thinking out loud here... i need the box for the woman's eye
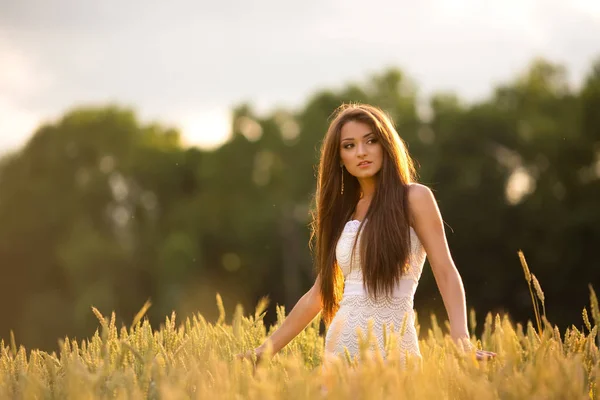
[344,144,354,149]
[368,138,377,144]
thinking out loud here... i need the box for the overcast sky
[1,0,599,153]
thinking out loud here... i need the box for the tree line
[1,57,599,350]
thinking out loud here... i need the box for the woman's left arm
[408,183,470,345]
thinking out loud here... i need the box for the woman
[240,103,495,363]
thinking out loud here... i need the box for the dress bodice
[325,219,426,361]
[335,219,426,298]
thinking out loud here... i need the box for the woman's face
[339,120,384,179]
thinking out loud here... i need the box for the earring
[341,165,344,195]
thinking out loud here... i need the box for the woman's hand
[235,347,266,364]
[454,336,496,360]
[475,349,496,360]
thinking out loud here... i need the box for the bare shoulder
[407,183,435,205]
[406,183,438,222]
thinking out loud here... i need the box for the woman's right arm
[247,275,323,359]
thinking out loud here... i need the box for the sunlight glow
[177,107,233,151]
[506,167,536,205]
[0,97,40,153]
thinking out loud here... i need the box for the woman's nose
[356,143,367,156]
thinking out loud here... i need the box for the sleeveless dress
[324,219,427,362]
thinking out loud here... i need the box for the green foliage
[0,56,600,350]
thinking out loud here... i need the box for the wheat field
[1,254,598,399]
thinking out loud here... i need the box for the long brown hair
[309,103,417,325]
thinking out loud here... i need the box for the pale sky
[1,0,599,154]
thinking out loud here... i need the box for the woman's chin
[352,170,379,179]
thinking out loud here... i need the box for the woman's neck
[358,181,376,200]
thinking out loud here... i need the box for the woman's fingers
[235,350,252,361]
[475,349,496,360]
[235,349,265,365]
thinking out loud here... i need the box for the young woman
[240,103,495,363]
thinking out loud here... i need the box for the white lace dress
[324,219,427,362]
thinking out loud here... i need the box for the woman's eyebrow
[341,132,374,142]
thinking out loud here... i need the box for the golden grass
[0,254,598,399]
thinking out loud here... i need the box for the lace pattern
[324,295,420,361]
[325,219,427,361]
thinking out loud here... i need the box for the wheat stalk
[518,250,542,335]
